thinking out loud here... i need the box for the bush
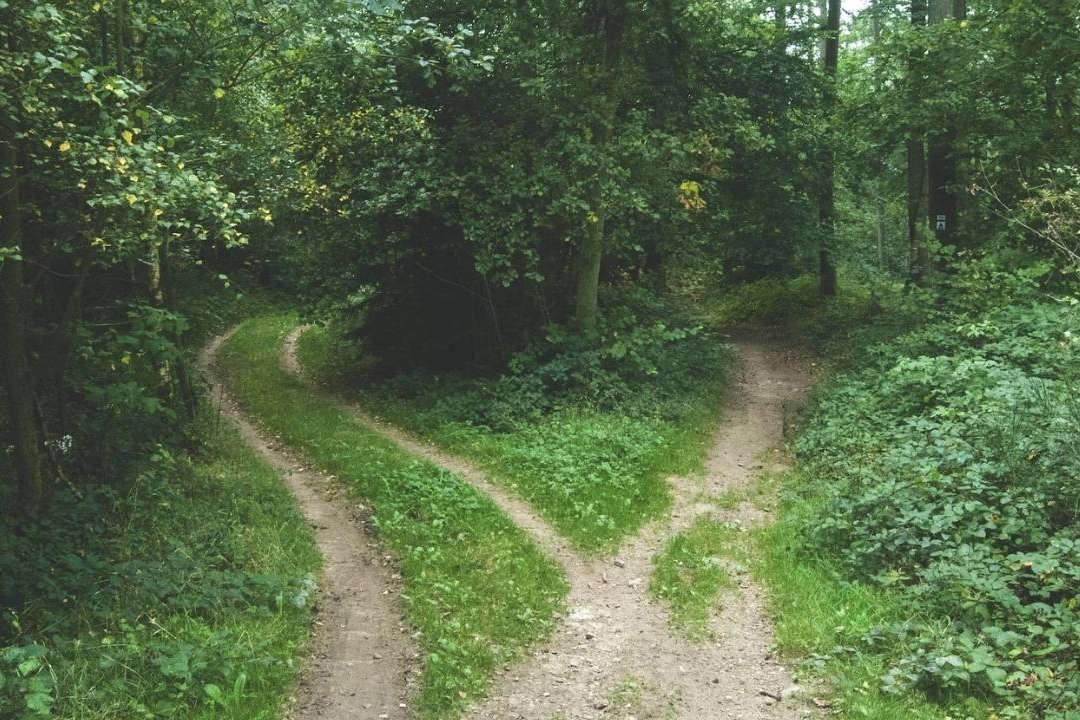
[423,286,730,432]
[791,291,1080,718]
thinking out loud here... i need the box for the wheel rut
[280,326,818,720]
[202,332,417,720]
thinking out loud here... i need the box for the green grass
[297,324,729,553]
[649,518,743,640]
[218,315,568,719]
[754,481,988,720]
[1,413,321,720]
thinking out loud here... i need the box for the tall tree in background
[818,0,841,296]
[1,121,43,511]
[573,0,630,332]
[926,0,965,253]
[906,0,931,284]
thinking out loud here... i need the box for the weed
[649,518,744,640]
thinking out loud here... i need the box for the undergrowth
[772,262,1080,719]
[218,315,567,718]
[0,418,321,719]
[299,288,732,552]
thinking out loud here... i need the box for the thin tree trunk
[907,0,931,285]
[1,138,44,513]
[926,0,964,256]
[818,0,840,297]
[572,0,628,333]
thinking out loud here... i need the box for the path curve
[201,332,416,720]
[282,326,817,720]
[283,327,596,584]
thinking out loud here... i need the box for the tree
[1,128,44,511]
[818,0,841,296]
[572,0,630,333]
[926,0,965,253]
[0,0,256,510]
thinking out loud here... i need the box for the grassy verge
[0,414,321,719]
[218,315,568,718]
[754,514,961,720]
[297,323,730,553]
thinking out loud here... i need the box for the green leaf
[204,683,226,706]
[25,691,54,713]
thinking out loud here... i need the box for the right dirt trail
[460,332,817,720]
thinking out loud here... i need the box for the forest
[1,0,1078,718]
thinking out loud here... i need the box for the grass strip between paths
[649,518,742,641]
[218,315,568,719]
[298,325,729,553]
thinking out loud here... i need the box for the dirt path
[201,333,417,720]
[282,327,816,720]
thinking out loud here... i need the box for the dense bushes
[303,289,732,550]
[377,286,731,432]
[791,287,1080,718]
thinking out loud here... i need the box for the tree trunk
[818,0,840,297]
[907,0,932,285]
[571,0,628,334]
[926,0,964,255]
[157,240,197,419]
[1,139,44,513]
[573,212,605,333]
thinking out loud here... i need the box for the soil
[206,324,818,720]
[201,333,417,720]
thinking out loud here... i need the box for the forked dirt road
[209,326,815,719]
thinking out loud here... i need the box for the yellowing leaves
[59,141,71,153]
[213,88,226,99]
[122,130,134,145]
[125,193,138,206]
[677,180,706,212]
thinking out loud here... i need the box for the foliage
[786,276,1080,718]
[0,419,320,719]
[301,291,732,551]
[756,521,970,720]
[266,0,831,367]
[708,274,871,326]
[219,315,567,718]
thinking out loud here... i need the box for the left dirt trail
[201,332,417,720]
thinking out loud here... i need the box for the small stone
[627,578,643,588]
[585,632,595,640]
[613,558,626,568]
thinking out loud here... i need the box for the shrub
[791,293,1080,718]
